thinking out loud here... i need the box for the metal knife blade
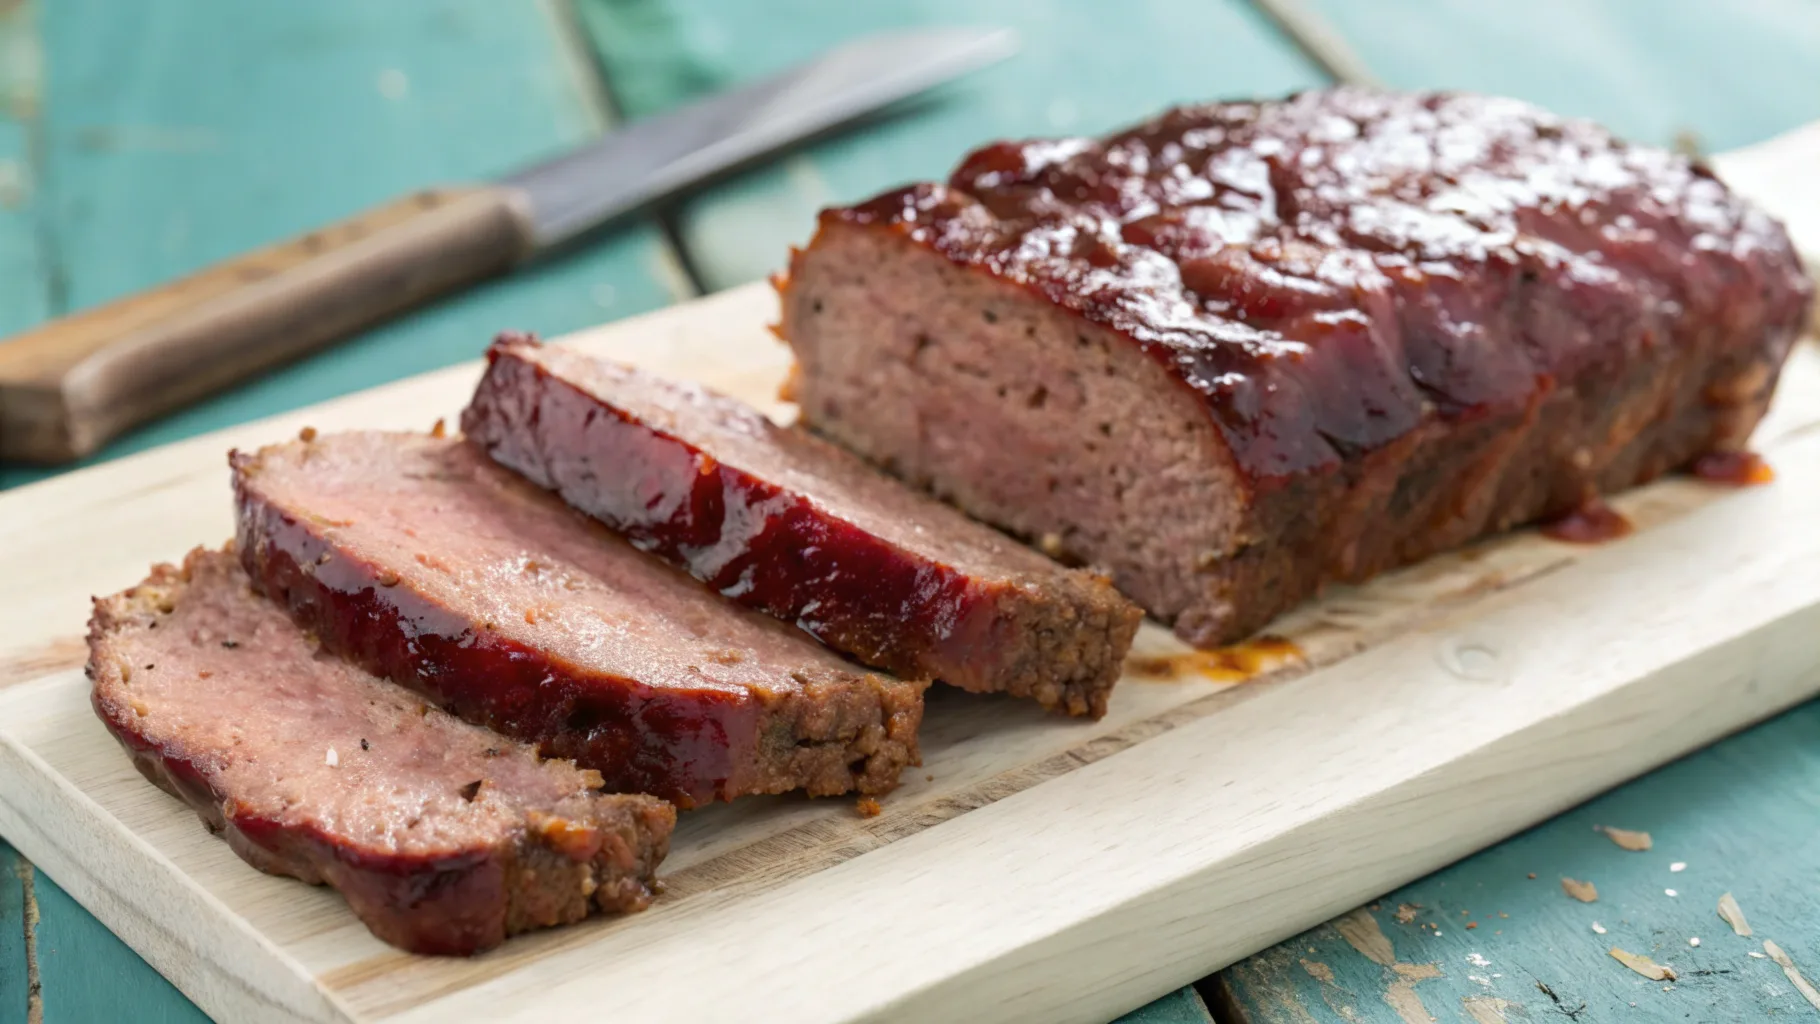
[503,27,1020,252]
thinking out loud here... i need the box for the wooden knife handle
[0,184,535,463]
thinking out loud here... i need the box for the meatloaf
[232,431,924,808]
[88,547,674,956]
[461,335,1142,718]
[779,87,1815,646]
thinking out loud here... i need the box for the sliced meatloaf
[461,335,1142,718]
[88,547,674,956]
[232,432,924,808]
[780,87,1815,646]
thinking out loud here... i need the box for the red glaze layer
[237,513,752,806]
[233,435,922,808]
[825,88,1813,491]
[1540,499,1634,544]
[461,337,1141,717]
[1692,450,1775,486]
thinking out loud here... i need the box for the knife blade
[509,27,1018,251]
[0,27,1018,464]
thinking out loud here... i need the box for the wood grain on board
[2,280,1820,1022]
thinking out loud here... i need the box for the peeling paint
[1763,941,1820,1012]
[13,856,40,1024]
[0,0,41,119]
[1462,994,1516,1023]
[1384,962,1443,1024]
[1225,955,1320,1024]
[1296,955,1363,1022]
[1335,907,1396,966]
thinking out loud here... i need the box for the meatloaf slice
[460,335,1142,718]
[88,547,674,956]
[780,87,1815,646]
[232,432,924,808]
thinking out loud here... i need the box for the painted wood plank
[1218,698,1820,1023]
[573,0,1328,291]
[0,841,28,1024]
[0,0,692,492]
[1,281,1819,1023]
[32,868,208,1024]
[1298,0,1820,152]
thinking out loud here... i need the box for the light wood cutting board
[2,131,1819,1019]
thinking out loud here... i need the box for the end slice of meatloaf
[779,88,1815,647]
[461,335,1142,718]
[88,547,674,957]
[231,432,925,808]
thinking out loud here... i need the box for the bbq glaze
[232,433,924,808]
[1692,450,1775,486]
[830,88,1813,489]
[462,337,1142,718]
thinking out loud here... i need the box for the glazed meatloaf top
[473,338,1101,577]
[88,547,673,955]
[824,87,1814,488]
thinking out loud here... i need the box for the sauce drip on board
[1127,635,1304,682]
[1541,499,1634,544]
[1692,450,1774,487]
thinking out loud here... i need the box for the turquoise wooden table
[3,2,1818,1021]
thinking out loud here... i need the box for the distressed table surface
[2,1,1818,1022]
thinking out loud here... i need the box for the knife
[0,27,1018,464]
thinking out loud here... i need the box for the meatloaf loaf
[461,335,1142,718]
[89,547,674,956]
[779,87,1815,646]
[232,431,924,808]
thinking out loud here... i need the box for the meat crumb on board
[856,797,882,818]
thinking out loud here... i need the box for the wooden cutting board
[3,282,1820,1022]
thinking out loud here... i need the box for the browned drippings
[1692,450,1774,487]
[1541,499,1634,544]
[1126,635,1304,682]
